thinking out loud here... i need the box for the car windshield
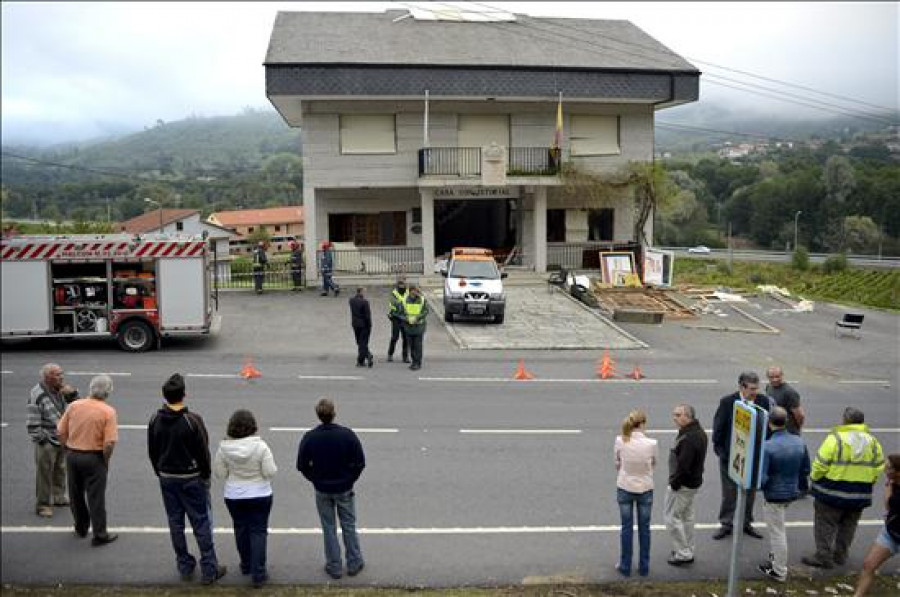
[450,260,499,279]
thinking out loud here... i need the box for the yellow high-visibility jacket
[810,423,884,509]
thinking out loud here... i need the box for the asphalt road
[2,288,898,588]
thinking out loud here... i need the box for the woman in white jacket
[214,410,277,589]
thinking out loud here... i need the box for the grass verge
[3,575,900,597]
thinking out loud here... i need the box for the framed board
[599,251,635,286]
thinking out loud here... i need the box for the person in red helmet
[318,241,339,297]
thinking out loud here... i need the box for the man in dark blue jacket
[712,371,774,540]
[757,406,811,582]
[297,398,366,579]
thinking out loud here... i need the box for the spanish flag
[551,92,563,164]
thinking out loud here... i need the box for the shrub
[792,246,810,271]
[716,261,733,275]
[822,253,849,274]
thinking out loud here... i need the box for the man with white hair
[27,363,69,518]
[57,374,119,546]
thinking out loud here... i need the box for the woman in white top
[214,409,277,589]
[614,409,658,577]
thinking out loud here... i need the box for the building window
[411,208,421,224]
[340,114,396,154]
[570,115,620,156]
[457,114,510,148]
[175,221,184,231]
[329,212,406,246]
[547,209,566,242]
[248,227,254,233]
[588,209,614,241]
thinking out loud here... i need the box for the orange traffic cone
[240,357,262,380]
[596,350,616,379]
[625,365,645,380]
[513,359,535,380]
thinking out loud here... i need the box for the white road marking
[0,520,884,536]
[419,377,719,384]
[1,370,13,374]
[67,371,132,377]
[460,429,582,435]
[646,428,900,435]
[298,375,365,381]
[838,380,891,386]
[119,424,148,430]
[1,422,8,428]
[270,427,399,433]
[186,373,241,378]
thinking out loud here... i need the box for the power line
[408,1,897,125]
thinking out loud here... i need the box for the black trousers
[388,318,408,359]
[353,325,372,365]
[66,450,109,538]
[253,268,264,292]
[407,331,425,367]
[717,457,756,529]
[291,268,303,289]
[226,495,273,583]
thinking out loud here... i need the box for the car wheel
[116,320,155,352]
[494,314,504,324]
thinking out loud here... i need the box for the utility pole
[728,221,733,271]
[106,198,111,223]
[793,210,802,253]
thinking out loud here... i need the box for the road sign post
[726,400,769,597]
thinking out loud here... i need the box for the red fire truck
[1,234,219,351]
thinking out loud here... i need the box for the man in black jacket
[712,371,773,540]
[147,373,226,585]
[297,398,366,579]
[349,287,374,368]
[666,404,708,566]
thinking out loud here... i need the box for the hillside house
[265,8,699,276]
[117,208,236,261]
[206,206,304,254]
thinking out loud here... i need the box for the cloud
[2,1,896,145]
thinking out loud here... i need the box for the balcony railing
[418,147,559,177]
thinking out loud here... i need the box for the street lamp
[793,210,802,252]
[144,198,163,233]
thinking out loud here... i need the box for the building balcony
[418,147,560,178]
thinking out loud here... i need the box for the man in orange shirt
[57,374,119,546]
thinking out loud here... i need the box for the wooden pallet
[591,287,696,319]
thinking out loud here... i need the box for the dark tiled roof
[118,209,198,234]
[265,10,697,72]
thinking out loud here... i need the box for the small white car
[687,245,711,255]
[441,247,507,324]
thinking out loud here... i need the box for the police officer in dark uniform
[349,287,373,368]
[251,241,268,294]
[289,241,304,291]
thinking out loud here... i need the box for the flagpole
[424,89,430,148]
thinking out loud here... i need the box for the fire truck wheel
[117,320,155,352]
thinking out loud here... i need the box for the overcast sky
[2,1,897,145]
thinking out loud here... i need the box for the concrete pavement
[1,287,898,588]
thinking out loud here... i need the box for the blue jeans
[225,495,273,584]
[315,490,363,575]
[159,476,219,580]
[617,488,653,576]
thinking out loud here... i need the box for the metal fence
[323,247,425,275]
[547,241,640,270]
[418,147,560,177]
[216,258,299,290]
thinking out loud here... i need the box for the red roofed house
[117,208,238,261]
[206,206,304,254]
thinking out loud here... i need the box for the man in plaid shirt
[26,363,69,517]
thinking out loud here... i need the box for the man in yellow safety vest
[802,407,885,569]
[387,278,409,363]
[401,285,429,371]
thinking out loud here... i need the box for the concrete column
[533,187,547,273]
[420,187,435,275]
[304,184,318,282]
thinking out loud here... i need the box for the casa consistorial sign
[434,186,519,199]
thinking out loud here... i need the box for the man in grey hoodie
[148,373,226,585]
